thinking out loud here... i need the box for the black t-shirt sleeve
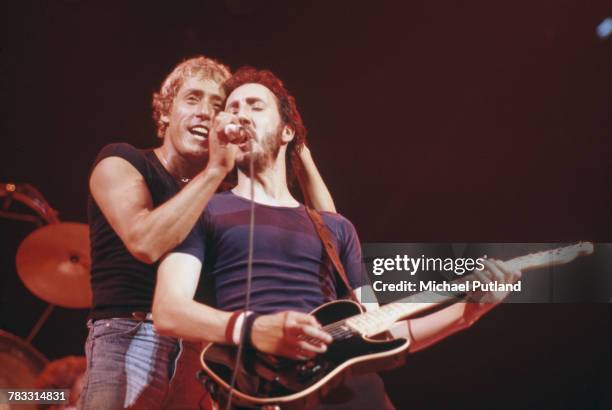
[91,143,148,177]
[173,218,206,262]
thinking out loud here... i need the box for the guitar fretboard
[339,242,593,338]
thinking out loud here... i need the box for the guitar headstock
[547,242,594,266]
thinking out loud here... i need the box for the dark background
[1,1,611,409]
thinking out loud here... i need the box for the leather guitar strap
[305,207,359,303]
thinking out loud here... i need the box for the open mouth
[189,125,209,141]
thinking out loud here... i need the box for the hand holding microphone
[207,113,255,173]
[224,123,251,144]
[213,112,253,145]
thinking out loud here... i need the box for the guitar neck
[345,242,593,337]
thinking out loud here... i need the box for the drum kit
[0,182,92,397]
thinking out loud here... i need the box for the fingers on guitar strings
[301,324,333,344]
[297,339,325,354]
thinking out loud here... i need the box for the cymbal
[16,222,92,308]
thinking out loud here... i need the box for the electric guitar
[200,242,594,409]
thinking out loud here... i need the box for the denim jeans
[78,318,204,409]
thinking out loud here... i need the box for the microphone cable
[225,128,256,410]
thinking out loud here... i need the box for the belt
[131,311,154,321]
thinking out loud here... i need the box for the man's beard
[236,127,282,175]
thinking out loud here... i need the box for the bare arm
[296,146,336,213]
[152,252,231,341]
[90,113,243,264]
[90,160,226,263]
[361,260,521,352]
[153,252,333,359]
[357,287,469,352]
[391,303,470,352]
[400,260,520,352]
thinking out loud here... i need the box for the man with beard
[80,57,336,409]
[152,67,521,409]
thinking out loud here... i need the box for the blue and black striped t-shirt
[175,191,367,314]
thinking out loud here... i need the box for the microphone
[224,124,250,143]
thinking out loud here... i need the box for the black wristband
[243,312,261,350]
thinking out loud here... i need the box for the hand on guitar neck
[247,259,520,359]
[247,260,521,359]
[199,243,593,408]
[405,242,594,352]
[458,241,593,329]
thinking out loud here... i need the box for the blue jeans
[78,319,204,409]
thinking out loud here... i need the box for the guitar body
[199,242,594,408]
[200,300,409,409]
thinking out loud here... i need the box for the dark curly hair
[223,67,307,184]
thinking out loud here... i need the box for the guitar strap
[305,207,359,303]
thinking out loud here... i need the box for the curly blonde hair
[152,56,231,138]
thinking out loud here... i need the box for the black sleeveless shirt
[87,143,180,319]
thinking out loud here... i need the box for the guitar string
[296,245,588,362]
